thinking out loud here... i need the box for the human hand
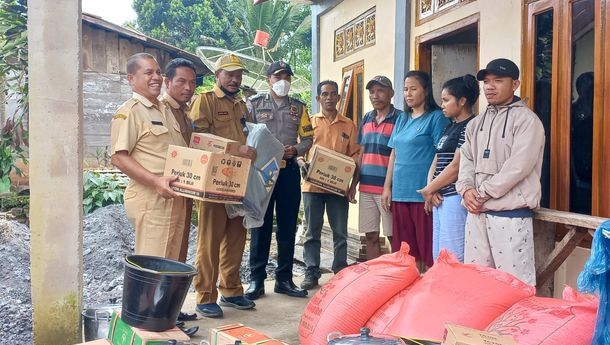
[381,187,392,212]
[296,158,309,179]
[424,200,433,215]
[347,185,357,204]
[155,175,179,199]
[417,187,434,203]
[283,145,297,159]
[463,188,482,213]
[431,192,443,207]
[237,145,257,161]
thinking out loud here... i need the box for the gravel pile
[0,219,32,344]
[0,204,304,343]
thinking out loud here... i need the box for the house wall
[410,0,522,112]
[319,0,397,114]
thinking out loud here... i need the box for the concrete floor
[181,274,333,344]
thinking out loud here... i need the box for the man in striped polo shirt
[358,76,404,259]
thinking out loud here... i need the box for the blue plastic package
[577,219,610,345]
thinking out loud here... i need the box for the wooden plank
[534,207,607,229]
[118,38,132,74]
[105,31,120,74]
[91,27,108,73]
[81,22,93,71]
[533,219,555,296]
[535,225,588,287]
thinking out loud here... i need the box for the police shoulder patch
[290,97,305,106]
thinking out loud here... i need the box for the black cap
[476,58,520,81]
[365,75,393,90]
[266,61,294,76]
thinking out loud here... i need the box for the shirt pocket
[474,157,498,175]
[149,125,169,136]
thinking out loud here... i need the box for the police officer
[245,61,314,300]
[110,53,188,261]
[189,54,257,318]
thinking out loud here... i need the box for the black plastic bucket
[121,255,197,331]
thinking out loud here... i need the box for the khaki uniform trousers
[464,212,536,285]
[193,201,246,304]
[124,182,188,261]
[178,199,193,263]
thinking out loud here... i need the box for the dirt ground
[0,204,312,344]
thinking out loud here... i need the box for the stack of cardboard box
[164,133,251,204]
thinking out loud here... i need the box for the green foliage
[0,192,28,212]
[133,0,232,52]
[132,0,312,83]
[0,0,28,119]
[0,0,28,193]
[83,171,129,214]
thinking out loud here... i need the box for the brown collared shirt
[188,85,250,145]
[302,112,361,193]
[110,92,185,175]
[161,93,193,145]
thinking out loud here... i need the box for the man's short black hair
[317,80,339,96]
[126,53,156,74]
[165,58,197,80]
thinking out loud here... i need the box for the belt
[280,159,296,169]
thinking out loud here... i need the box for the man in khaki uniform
[160,58,197,264]
[189,54,257,318]
[111,53,188,261]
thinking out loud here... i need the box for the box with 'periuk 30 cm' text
[305,145,356,196]
[164,145,250,204]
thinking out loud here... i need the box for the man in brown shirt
[110,53,187,260]
[189,54,256,318]
[160,58,196,266]
[299,80,360,290]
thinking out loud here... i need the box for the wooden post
[28,0,83,343]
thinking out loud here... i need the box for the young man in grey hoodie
[456,58,545,286]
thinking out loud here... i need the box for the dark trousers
[302,192,349,274]
[249,163,301,282]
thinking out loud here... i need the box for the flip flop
[179,325,199,337]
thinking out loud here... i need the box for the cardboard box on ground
[190,132,241,156]
[210,323,289,345]
[441,324,517,345]
[305,145,356,196]
[164,145,250,204]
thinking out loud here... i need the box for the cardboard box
[164,145,251,204]
[107,311,190,345]
[209,323,289,345]
[74,339,112,345]
[305,145,356,196]
[442,324,517,345]
[190,132,241,156]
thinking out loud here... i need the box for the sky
[82,0,137,26]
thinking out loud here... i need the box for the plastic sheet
[225,122,284,229]
[577,219,610,345]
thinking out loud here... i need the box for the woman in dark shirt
[417,74,479,262]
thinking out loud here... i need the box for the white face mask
[272,80,291,97]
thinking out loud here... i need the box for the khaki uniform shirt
[302,112,361,193]
[161,93,193,145]
[248,94,314,156]
[189,85,250,145]
[110,92,186,176]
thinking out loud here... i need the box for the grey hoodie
[456,97,545,212]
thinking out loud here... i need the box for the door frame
[522,0,608,216]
